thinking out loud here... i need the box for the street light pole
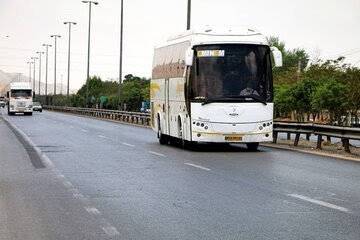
[36,51,44,96]
[187,0,191,30]
[50,35,61,96]
[82,0,98,107]
[43,44,52,104]
[64,21,77,106]
[16,73,22,82]
[27,61,33,83]
[118,0,123,110]
[31,57,38,92]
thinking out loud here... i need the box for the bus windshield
[11,89,32,98]
[190,44,273,103]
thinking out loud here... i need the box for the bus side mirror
[185,48,194,66]
[270,47,283,67]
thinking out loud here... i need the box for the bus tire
[178,118,192,149]
[158,116,167,145]
[159,131,168,145]
[246,142,259,151]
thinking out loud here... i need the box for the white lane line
[73,193,87,201]
[84,206,101,215]
[81,129,88,132]
[148,151,166,157]
[98,135,107,139]
[288,194,350,213]
[63,180,73,188]
[184,162,211,171]
[122,142,135,147]
[102,226,120,237]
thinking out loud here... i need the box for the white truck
[7,82,35,115]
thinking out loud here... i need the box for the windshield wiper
[201,98,219,105]
[201,95,267,106]
[244,95,267,105]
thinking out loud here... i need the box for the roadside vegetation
[45,74,150,112]
[269,37,360,126]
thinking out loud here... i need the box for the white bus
[151,26,282,150]
[7,82,35,116]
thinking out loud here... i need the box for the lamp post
[118,0,123,110]
[31,57,38,92]
[36,51,44,96]
[187,0,191,30]
[43,44,52,104]
[50,35,61,96]
[27,61,33,83]
[16,73,22,82]
[82,0,98,107]
[64,21,77,106]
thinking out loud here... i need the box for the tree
[311,79,349,125]
[274,85,293,118]
[122,75,150,111]
[289,77,318,122]
[267,36,310,85]
[344,67,360,125]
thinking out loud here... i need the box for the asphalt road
[1,108,360,240]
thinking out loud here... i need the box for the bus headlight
[259,121,272,130]
[193,121,209,131]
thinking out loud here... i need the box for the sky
[0,0,360,91]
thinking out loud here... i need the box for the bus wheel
[178,120,192,149]
[158,117,167,145]
[158,131,168,145]
[246,142,259,151]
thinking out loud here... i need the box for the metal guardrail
[44,106,151,126]
[273,122,360,153]
[44,106,360,153]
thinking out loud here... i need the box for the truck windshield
[190,44,273,103]
[11,90,32,98]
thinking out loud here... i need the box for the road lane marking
[63,180,73,188]
[288,194,350,213]
[81,129,88,133]
[184,162,211,171]
[102,226,120,237]
[98,135,107,139]
[148,151,166,157]
[85,207,101,215]
[73,193,87,201]
[122,142,135,147]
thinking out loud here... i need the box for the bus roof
[157,26,268,49]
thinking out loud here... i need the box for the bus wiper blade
[201,97,241,105]
[201,96,267,105]
[224,95,267,105]
[245,95,267,105]
[201,98,218,105]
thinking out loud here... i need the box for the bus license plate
[225,136,242,141]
